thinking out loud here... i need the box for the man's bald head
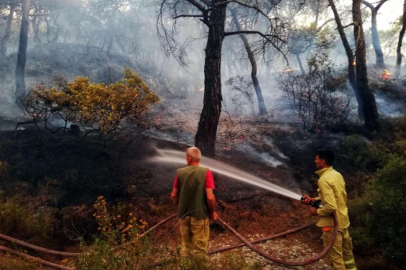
[186,147,201,165]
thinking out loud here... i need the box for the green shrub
[348,197,375,250]
[75,197,155,270]
[342,135,384,170]
[366,155,406,262]
[0,195,58,241]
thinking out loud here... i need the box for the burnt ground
[0,109,367,269]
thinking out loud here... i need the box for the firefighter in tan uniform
[170,147,218,260]
[305,149,357,270]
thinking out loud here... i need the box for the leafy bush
[0,194,58,241]
[342,135,384,170]
[21,67,159,138]
[278,53,354,132]
[348,197,375,250]
[366,155,406,262]
[75,196,154,270]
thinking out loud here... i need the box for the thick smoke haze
[0,0,404,123]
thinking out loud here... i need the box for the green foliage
[75,197,155,270]
[342,135,384,170]
[348,196,375,250]
[345,116,406,266]
[366,155,406,262]
[0,195,57,241]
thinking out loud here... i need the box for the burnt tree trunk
[195,1,228,158]
[362,0,387,68]
[396,0,406,79]
[296,53,306,76]
[15,0,32,101]
[230,9,267,116]
[353,0,380,132]
[0,4,16,56]
[369,11,385,68]
[33,15,42,44]
[328,0,363,120]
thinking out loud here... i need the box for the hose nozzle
[301,196,323,209]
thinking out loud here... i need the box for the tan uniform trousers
[179,216,209,258]
[322,228,357,270]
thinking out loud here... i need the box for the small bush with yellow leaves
[24,67,159,136]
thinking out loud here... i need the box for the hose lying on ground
[0,245,74,270]
[208,221,316,254]
[0,233,80,257]
[0,212,338,269]
[216,212,338,266]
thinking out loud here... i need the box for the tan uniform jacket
[315,167,350,229]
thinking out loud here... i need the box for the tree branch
[340,22,355,29]
[361,0,387,11]
[215,0,273,20]
[186,0,208,12]
[199,0,213,7]
[224,30,285,43]
[173,14,204,19]
[316,18,335,32]
[375,0,388,11]
[361,0,374,10]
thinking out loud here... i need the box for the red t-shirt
[173,169,215,189]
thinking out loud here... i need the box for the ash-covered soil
[0,109,359,269]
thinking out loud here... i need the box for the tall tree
[362,0,387,68]
[230,8,267,116]
[0,3,16,55]
[353,0,380,132]
[328,0,363,120]
[15,0,32,101]
[287,30,313,75]
[396,0,406,79]
[158,0,285,157]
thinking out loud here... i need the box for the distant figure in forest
[170,147,218,260]
[303,149,357,270]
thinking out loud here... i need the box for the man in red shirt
[170,147,218,259]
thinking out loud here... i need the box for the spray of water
[152,148,302,201]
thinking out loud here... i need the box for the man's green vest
[177,165,209,220]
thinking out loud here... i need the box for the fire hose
[0,212,338,269]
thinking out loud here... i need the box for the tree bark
[195,1,228,158]
[362,0,387,68]
[353,0,380,132]
[328,0,363,120]
[396,0,406,79]
[32,16,42,44]
[230,9,267,116]
[15,0,32,101]
[296,53,306,76]
[0,4,16,56]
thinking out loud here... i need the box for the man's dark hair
[316,149,334,166]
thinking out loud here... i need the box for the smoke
[152,148,302,200]
[235,143,283,167]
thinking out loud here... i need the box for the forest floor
[1,44,404,269]
[0,98,368,270]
